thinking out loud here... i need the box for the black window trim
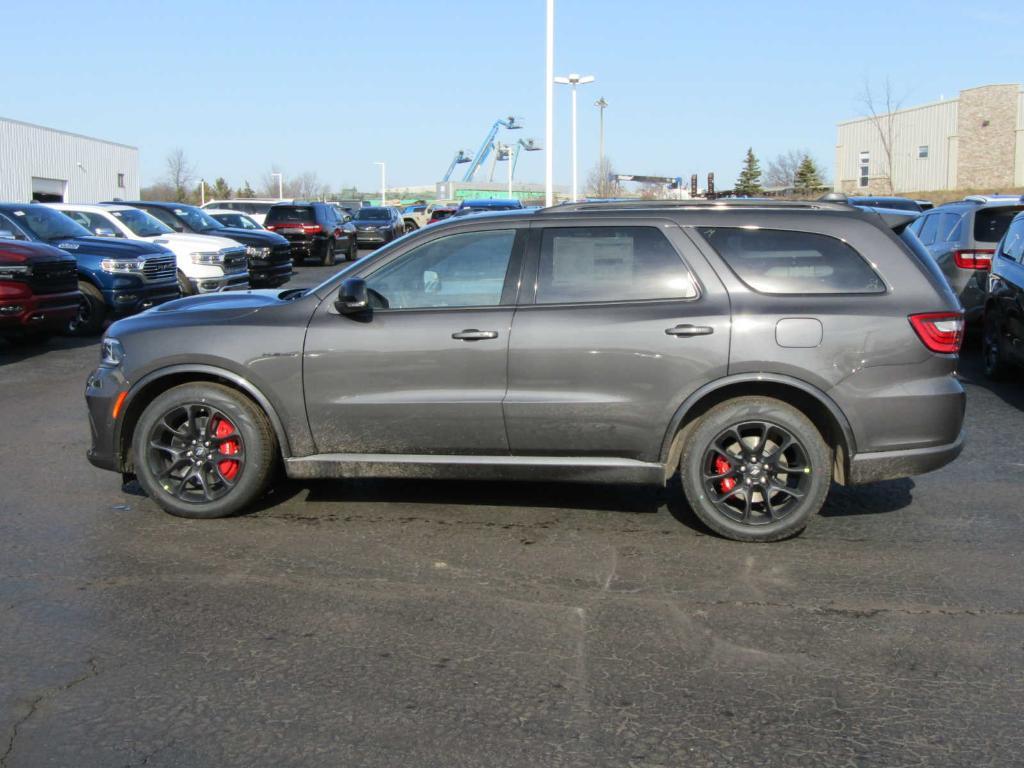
[691,224,889,297]
[518,219,704,308]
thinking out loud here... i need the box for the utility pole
[595,97,608,195]
[555,73,595,202]
[374,162,386,207]
[544,0,554,207]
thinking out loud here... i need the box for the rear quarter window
[974,207,1024,243]
[697,227,885,295]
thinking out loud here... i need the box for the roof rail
[538,198,851,214]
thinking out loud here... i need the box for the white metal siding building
[835,84,1024,194]
[0,117,139,204]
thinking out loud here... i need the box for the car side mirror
[335,277,369,314]
[94,227,118,237]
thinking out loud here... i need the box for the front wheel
[177,270,195,297]
[983,310,1012,380]
[321,239,336,267]
[67,281,106,336]
[132,383,276,518]
[679,397,831,542]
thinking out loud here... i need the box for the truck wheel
[404,220,418,232]
[177,270,195,296]
[679,397,831,542]
[67,282,106,336]
[132,382,276,519]
[321,240,336,267]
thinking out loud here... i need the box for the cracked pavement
[1,270,1022,766]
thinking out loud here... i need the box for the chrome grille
[141,254,176,282]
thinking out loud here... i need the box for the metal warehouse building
[0,117,139,204]
[835,84,1024,194]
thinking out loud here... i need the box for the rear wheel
[67,281,105,336]
[679,397,831,542]
[983,310,1012,380]
[321,239,336,267]
[347,238,358,261]
[132,383,276,519]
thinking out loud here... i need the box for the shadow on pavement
[957,346,1024,411]
[0,334,99,364]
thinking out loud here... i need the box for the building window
[858,151,869,188]
[117,173,125,188]
[918,146,929,159]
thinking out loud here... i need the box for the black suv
[983,209,1024,378]
[352,207,405,247]
[86,198,965,542]
[111,202,293,288]
[265,202,357,265]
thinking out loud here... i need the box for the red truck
[0,240,80,344]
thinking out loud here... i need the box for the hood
[0,239,75,265]
[52,235,173,259]
[146,233,244,252]
[152,289,291,315]
[211,227,288,247]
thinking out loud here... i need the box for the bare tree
[260,165,285,198]
[859,77,904,194]
[764,149,830,191]
[165,148,196,202]
[291,171,329,200]
[585,157,622,198]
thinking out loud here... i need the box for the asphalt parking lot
[1,261,1022,767]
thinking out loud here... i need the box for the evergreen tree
[210,177,233,200]
[237,181,256,199]
[734,147,763,196]
[794,155,824,195]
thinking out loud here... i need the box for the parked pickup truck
[0,239,80,344]
[0,203,180,335]
[402,200,459,231]
[48,203,249,296]
[115,202,292,288]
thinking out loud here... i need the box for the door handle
[665,324,714,337]
[452,329,499,341]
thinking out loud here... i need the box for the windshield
[355,208,390,221]
[214,212,259,229]
[5,206,90,240]
[169,205,225,232]
[110,208,173,237]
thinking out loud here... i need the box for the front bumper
[249,249,293,287]
[0,289,80,334]
[85,364,129,473]
[847,430,965,485]
[192,272,250,293]
[105,283,181,316]
[355,229,390,244]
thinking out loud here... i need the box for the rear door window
[535,226,698,304]
[974,207,1024,243]
[697,227,885,295]
[1000,218,1024,263]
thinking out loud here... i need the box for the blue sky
[2,0,1021,193]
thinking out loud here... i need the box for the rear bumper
[0,289,80,334]
[847,430,965,485]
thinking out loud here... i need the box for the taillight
[953,249,994,270]
[908,311,964,354]
[265,224,277,231]
[303,224,323,234]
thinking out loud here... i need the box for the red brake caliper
[714,456,736,493]
[214,418,240,480]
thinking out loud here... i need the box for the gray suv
[907,195,1024,322]
[86,199,966,542]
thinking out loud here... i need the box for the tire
[321,239,336,267]
[404,220,418,233]
[679,396,831,542]
[132,382,276,519]
[983,310,1012,381]
[67,281,106,336]
[177,270,195,297]
[347,239,358,261]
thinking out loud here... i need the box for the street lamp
[594,97,608,195]
[271,172,283,200]
[554,73,595,202]
[544,0,554,207]
[374,162,386,207]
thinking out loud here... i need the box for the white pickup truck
[48,203,250,295]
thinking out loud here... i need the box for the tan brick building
[834,84,1024,194]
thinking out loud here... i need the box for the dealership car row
[0,199,410,341]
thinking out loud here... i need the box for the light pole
[544,0,554,207]
[200,179,206,206]
[374,162,386,206]
[271,172,283,200]
[594,97,607,196]
[554,73,595,202]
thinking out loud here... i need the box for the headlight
[100,338,125,367]
[100,259,144,273]
[0,264,31,279]
[245,246,270,258]
[191,251,225,265]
